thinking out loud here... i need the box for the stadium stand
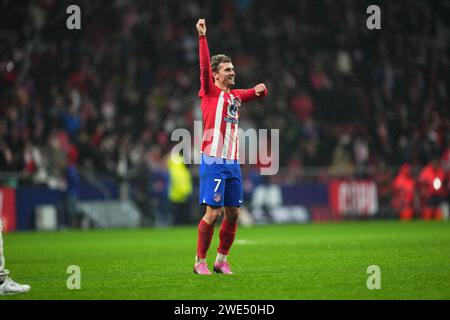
[0,0,448,227]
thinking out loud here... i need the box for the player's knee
[225,207,240,222]
[205,206,223,223]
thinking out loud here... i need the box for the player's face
[214,62,235,88]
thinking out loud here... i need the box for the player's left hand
[254,83,266,96]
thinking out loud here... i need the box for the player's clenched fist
[196,19,206,36]
[254,83,267,96]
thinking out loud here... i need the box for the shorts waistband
[201,154,239,165]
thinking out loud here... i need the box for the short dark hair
[211,54,232,72]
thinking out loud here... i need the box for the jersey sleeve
[233,86,268,103]
[198,35,214,97]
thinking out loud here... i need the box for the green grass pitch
[1,220,450,300]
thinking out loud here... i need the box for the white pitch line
[235,240,256,245]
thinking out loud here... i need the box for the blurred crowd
[0,0,449,220]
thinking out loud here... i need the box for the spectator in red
[391,163,415,220]
[418,157,446,220]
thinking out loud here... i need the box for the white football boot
[0,277,31,295]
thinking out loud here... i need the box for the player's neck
[215,82,231,93]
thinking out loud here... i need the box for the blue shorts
[199,154,243,207]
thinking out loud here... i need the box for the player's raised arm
[197,19,213,96]
[236,83,268,103]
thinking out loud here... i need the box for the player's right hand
[196,18,206,36]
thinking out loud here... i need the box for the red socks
[217,219,238,255]
[197,219,214,259]
[197,218,239,259]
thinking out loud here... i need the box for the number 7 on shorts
[214,179,222,192]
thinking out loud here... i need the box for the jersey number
[214,179,222,192]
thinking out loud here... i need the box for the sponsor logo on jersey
[224,117,239,124]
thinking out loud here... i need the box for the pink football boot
[193,262,212,275]
[213,261,234,274]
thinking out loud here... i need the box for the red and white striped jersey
[198,35,267,160]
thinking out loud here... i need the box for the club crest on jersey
[224,97,240,124]
[213,193,221,203]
